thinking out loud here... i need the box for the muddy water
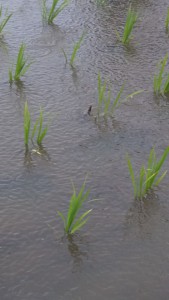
[1,0,169,299]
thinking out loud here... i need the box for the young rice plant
[153,54,169,96]
[116,6,138,45]
[127,146,169,199]
[9,43,32,82]
[24,102,48,148]
[0,5,12,35]
[62,33,85,68]
[57,178,92,234]
[31,108,49,145]
[97,72,142,117]
[42,0,69,24]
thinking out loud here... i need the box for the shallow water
[1,0,169,299]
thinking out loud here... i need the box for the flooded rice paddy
[1,0,169,299]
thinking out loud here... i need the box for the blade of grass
[70,33,85,67]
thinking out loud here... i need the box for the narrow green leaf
[57,210,66,228]
[127,155,137,197]
[154,170,167,187]
[70,209,92,234]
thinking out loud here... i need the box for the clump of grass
[31,108,49,145]
[153,54,169,96]
[165,8,169,32]
[97,72,142,117]
[57,178,92,235]
[42,0,69,24]
[62,33,85,68]
[116,6,138,45]
[9,43,32,82]
[23,102,48,149]
[127,146,169,199]
[0,6,12,35]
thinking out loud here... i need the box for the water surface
[1,0,169,299]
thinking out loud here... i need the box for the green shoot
[61,48,68,64]
[70,33,85,67]
[42,0,69,24]
[116,6,138,45]
[24,102,31,147]
[57,178,92,234]
[9,43,32,82]
[153,54,169,95]
[97,72,108,116]
[23,102,48,148]
[97,73,142,117]
[0,6,12,35]
[62,33,85,68]
[165,8,169,32]
[31,108,48,145]
[127,146,169,199]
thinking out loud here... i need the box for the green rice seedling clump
[23,102,49,148]
[0,5,12,35]
[97,72,142,117]
[57,178,92,234]
[9,43,32,82]
[165,8,169,32]
[127,146,169,199]
[153,54,169,96]
[116,6,138,45]
[42,0,69,24]
[31,108,49,145]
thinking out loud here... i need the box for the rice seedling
[0,6,12,35]
[24,101,31,147]
[97,72,142,117]
[9,43,32,82]
[116,6,138,45]
[153,54,169,96]
[165,8,169,32]
[127,146,169,199]
[23,102,48,148]
[62,33,85,68]
[57,178,92,234]
[70,33,85,67]
[31,108,49,145]
[42,0,69,24]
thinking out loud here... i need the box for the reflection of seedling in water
[165,8,169,32]
[9,43,32,82]
[42,0,69,24]
[153,54,169,96]
[127,146,169,199]
[96,72,142,117]
[57,178,92,235]
[116,6,138,45]
[62,33,85,68]
[23,102,49,149]
[0,6,12,35]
